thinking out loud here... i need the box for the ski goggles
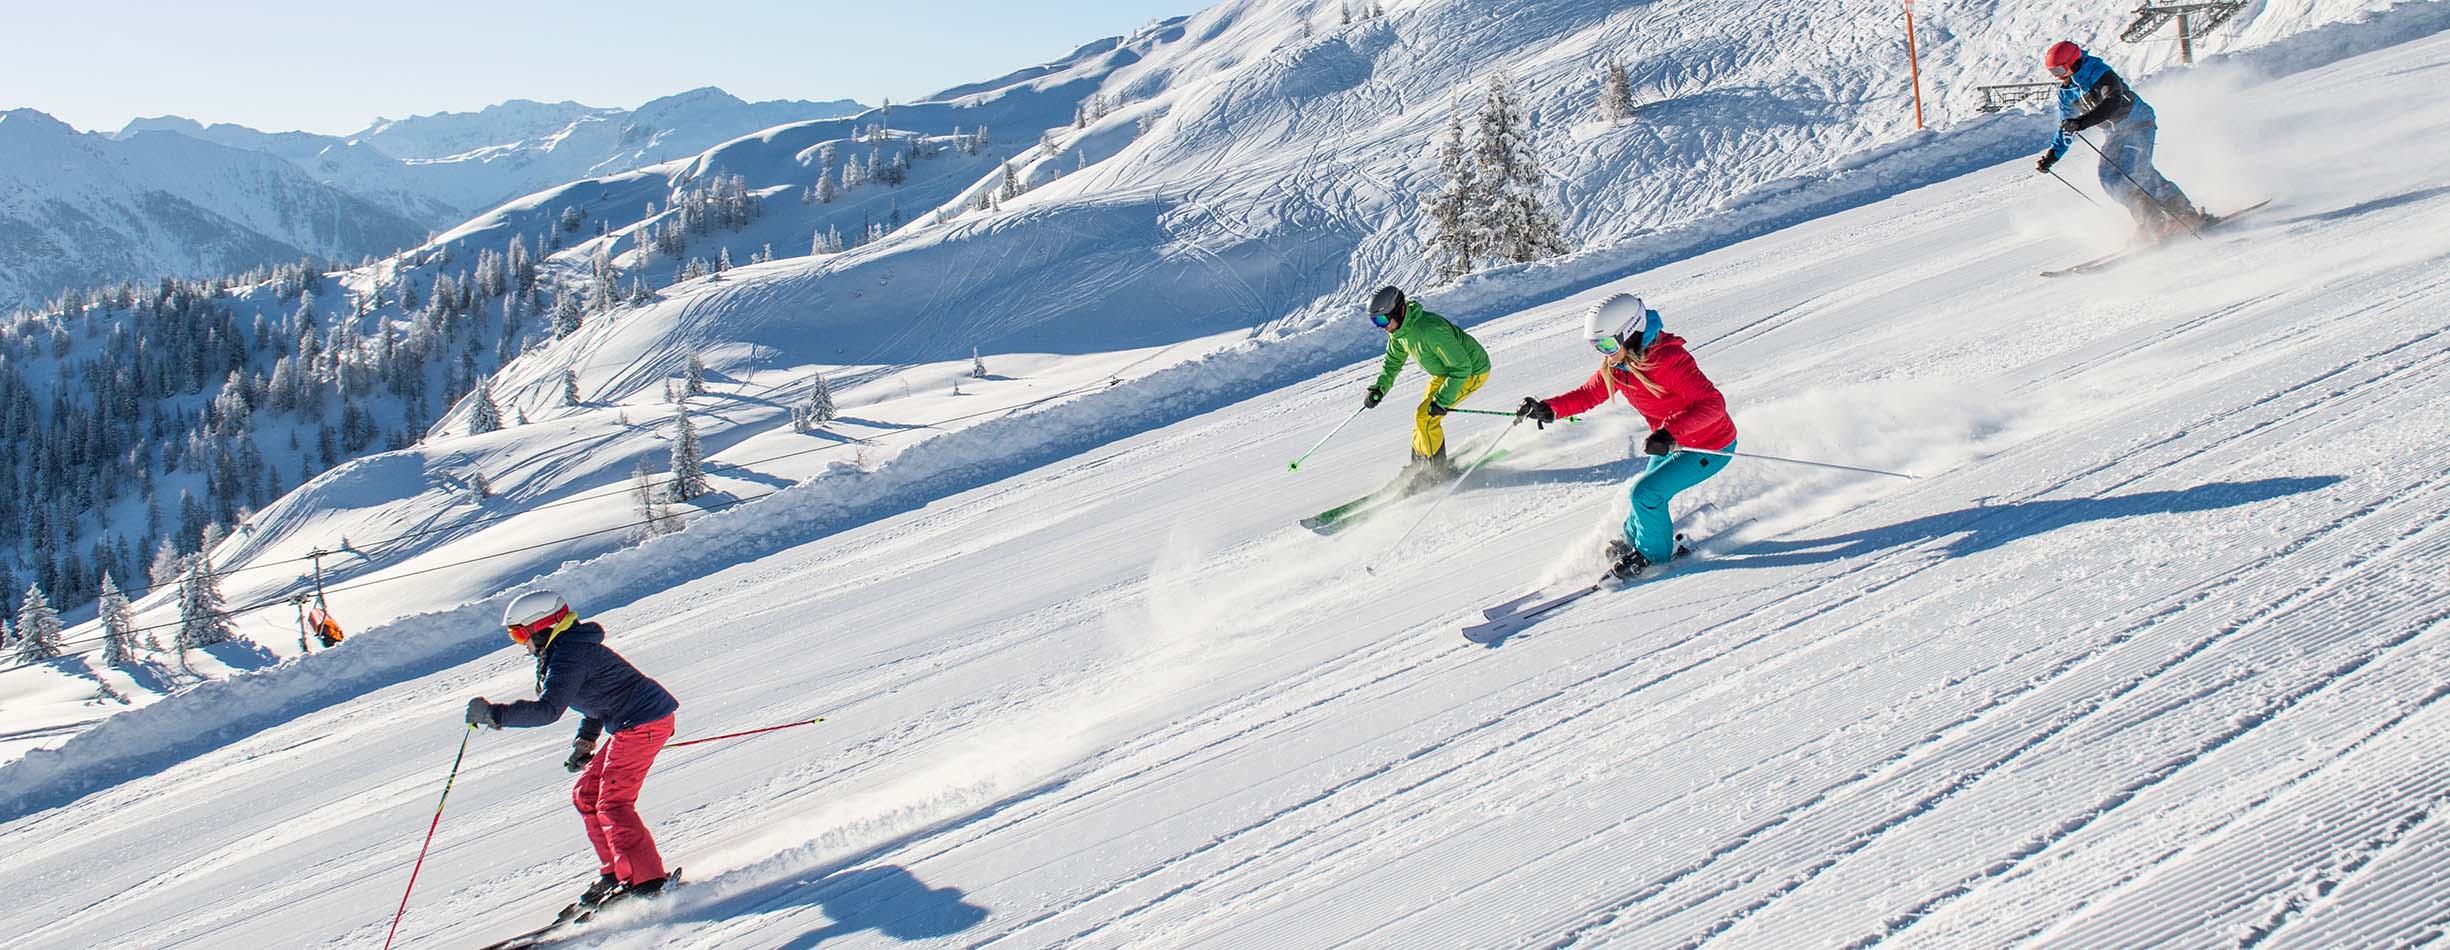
[1591,334,1624,355]
[507,606,574,646]
[1370,312,1395,329]
[2048,63,2074,79]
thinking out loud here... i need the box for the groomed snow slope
[11,23,2450,950]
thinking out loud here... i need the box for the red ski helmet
[2045,41,2083,76]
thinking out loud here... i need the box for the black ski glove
[2035,151,2058,174]
[1643,429,1677,456]
[2060,117,2084,134]
[1363,387,1385,409]
[564,738,596,773]
[1515,397,1556,429]
[465,697,499,730]
[1426,401,1449,417]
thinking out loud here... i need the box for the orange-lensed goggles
[507,606,573,645]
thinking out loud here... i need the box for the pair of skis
[478,868,682,950]
[2040,200,2272,277]
[1300,450,1510,534]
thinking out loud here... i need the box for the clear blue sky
[16,0,1198,135]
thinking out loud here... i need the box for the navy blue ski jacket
[493,621,678,742]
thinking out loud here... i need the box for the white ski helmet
[1583,293,1652,353]
[503,589,575,647]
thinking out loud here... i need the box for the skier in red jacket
[1515,293,1736,578]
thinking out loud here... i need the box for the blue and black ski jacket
[2047,55,2157,159]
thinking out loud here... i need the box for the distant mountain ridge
[0,89,868,309]
[0,108,430,309]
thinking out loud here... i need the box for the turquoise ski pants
[1624,440,1733,562]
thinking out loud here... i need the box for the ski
[1463,541,1691,644]
[2040,200,2274,278]
[1464,578,1609,644]
[1301,451,1509,534]
[477,868,682,950]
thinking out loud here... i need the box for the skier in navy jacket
[2034,40,2209,238]
[467,590,679,913]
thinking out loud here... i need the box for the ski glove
[1643,429,1677,456]
[1515,397,1556,429]
[1363,387,1385,409]
[465,697,500,730]
[2035,152,2058,174]
[1426,401,1449,417]
[564,738,596,773]
[2060,117,2084,134]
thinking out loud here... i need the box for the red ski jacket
[1541,332,1736,451]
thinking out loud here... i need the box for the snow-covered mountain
[114,89,869,231]
[0,91,873,309]
[2,0,2430,732]
[6,3,2450,943]
[0,109,430,309]
[5,0,2450,942]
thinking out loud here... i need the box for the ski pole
[667,715,826,750]
[1678,447,1919,480]
[1367,420,1522,575]
[2047,170,2104,210]
[2075,132,2203,240]
[1445,407,1580,422]
[1289,405,1367,471]
[384,725,477,950]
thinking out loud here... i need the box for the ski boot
[1404,447,1460,492]
[555,873,623,923]
[1604,539,1651,580]
[594,875,669,911]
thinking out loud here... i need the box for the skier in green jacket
[1363,286,1492,485]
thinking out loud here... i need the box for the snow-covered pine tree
[148,538,183,591]
[972,347,989,379]
[552,292,584,338]
[1597,56,1635,123]
[13,582,62,662]
[174,553,234,660]
[1473,72,1572,265]
[684,353,708,396]
[472,471,492,499]
[98,573,137,665]
[666,406,711,502]
[469,380,503,434]
[561,369,582,407]
[804,373,837,430]
[1000,161,1024,201]
[1424,100,1485,280]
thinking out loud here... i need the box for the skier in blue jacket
[2034,40,2209,239]
[466,590,680,915]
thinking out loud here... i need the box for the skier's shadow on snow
[673,863,989,948]
[1723,475,2344,568]
[765,866,989,949]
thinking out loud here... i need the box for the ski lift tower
[2120,1,2247,65]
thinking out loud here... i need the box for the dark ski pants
[1625,441,1732,563]
[2097,124,2198,227]
[573,713,674,884]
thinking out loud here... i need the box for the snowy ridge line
[0,87,2123,820]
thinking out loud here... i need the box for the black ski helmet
[1368,286,1407,319]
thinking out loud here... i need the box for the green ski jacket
[1372,302,1492,406]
